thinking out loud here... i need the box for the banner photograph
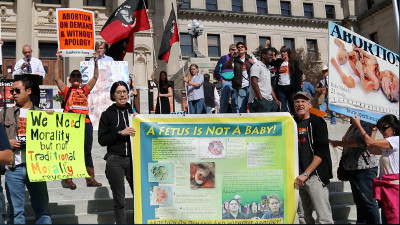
[133,113,298,224]
[328,22,399,123]
[26,111,89,182]
[56,8,95,57]
[80,61,130,130]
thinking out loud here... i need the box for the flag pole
[143,0,163,114]
[169,0,189,114]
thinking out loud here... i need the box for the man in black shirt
[293,91,333,224]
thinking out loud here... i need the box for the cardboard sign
[26,111,89,182]
[56,8,95,57]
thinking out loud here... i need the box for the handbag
[337,158,348,181]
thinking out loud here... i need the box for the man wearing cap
[225,42,256,113]
[293,91,333,224]
[214,44,237,113]
[258,195,268,214]
[248,48,280,112]
[317,65,336,124]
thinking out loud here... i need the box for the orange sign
[56,8,95,57]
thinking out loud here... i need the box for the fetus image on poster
[151,165,168,181]
[200,139,226,158]
[190,162,215,188]
[150,186,172,206]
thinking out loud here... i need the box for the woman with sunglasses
[98,81,135,224]
[352,114,399,224]
[54,51,102,189]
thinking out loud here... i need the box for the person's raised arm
[352,115,393,149]
[54,51,66,93]
[86,52,99,92]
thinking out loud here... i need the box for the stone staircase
[4,122,362,224]
[3,131,133,224]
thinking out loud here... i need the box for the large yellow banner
[26,111,89,182]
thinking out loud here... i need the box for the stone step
[328,181,352,192]
[45,174,108,189]
[331,204,357,222]
[23,198,133,217]
[329,192,354,206]
[21,183,133,202]
[25,210,134,224]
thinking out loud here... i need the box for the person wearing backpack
[213,44,237,113]
[54,51,102,190]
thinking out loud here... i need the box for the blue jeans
[276,85,295,115]
[219,81,237,113]
[319,98,336,124]
[234,86,249,113]
[205,106,214,114]
[347,167,380,224]
[188,98,205,114]
[248,98,279,113]
[5,166,51,224]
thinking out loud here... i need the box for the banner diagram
[328,22,399,123]
[133,113,298,224]
[26,111,89,182]
[57,8,95,57]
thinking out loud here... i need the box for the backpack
[61,87,86,109]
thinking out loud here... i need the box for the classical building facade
[0,0,397,113]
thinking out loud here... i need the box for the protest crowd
[0,1,398,224]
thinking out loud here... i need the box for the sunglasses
[379,124,390,131]
[10,88,24,95]
[237,46,245,49]
[70,73,82,78]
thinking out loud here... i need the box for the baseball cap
[322,65,328,71]
[261,195,267,199]
[293,91,312,101]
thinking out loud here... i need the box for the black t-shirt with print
[297,118,315,176]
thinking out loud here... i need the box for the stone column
[16,0,33,60]
[65,0,84,83]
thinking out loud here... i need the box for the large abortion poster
[26,111,89,182]
[80,61,129,130]
[328,22,399,123]
[133,113,298,224]
[56,8,95,57]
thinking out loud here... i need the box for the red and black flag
[100,0,150,45]
[107,32,135,61]
[158,6,179,63]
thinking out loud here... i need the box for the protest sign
[80,61,129,130]
[133,113,298,224]
[56,8,95,57]
[0,79,12,109]
[328,22,399,123]
[26,111,89,182]
[39,89,53,110]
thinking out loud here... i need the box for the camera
[20,140,26,150]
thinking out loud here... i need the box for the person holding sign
[352,114,399,224]
[54,51,102,189]
[0,76,52,224]
[98,81,135,224]
[89,42,114,62]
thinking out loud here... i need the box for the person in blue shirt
[301,74,315,98]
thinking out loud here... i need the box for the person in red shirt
[54,51,101,189]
